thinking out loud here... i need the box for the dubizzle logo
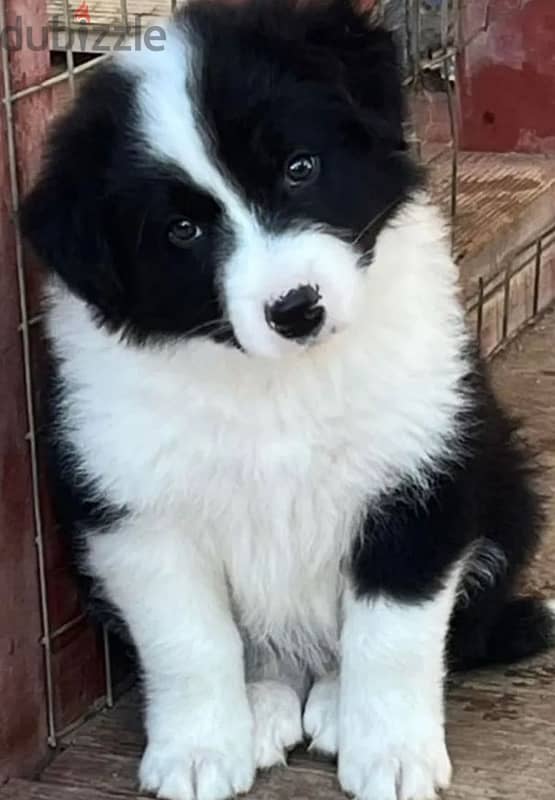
[73,2,91,24]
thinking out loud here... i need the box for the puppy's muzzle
[265,285,326,341]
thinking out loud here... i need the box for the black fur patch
[20,67,234,345]
[353,354,546,669]
[189,0,420,245]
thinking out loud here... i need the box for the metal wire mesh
[0,0,58,748]
[1,0,553,749]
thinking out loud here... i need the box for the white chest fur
[47,200,468,658]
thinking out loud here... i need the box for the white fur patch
[247,681,303,769]
[118,22,245,215]
[303,673,339,756]
[337,567,462,800]
[89,517,255,800]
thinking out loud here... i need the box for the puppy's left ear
[304,0,406,146]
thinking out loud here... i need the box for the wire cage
[1,0,554,783]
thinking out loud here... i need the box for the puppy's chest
[169,403,370,652]
[70,340,455,649]
[215,440,361,650]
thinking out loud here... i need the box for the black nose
[265,285,326,341]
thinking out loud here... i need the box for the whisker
[351,195,405,248]
[185,318,232,338]
[134,209,149,255]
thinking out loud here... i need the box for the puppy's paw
[303,674,338,756]
[139,703,255,800]
[338,728,452,800]
[139,745,254,800]
[247,680,303,769]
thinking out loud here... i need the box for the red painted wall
[459,0,555,153]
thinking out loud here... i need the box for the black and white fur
[22,2,554,799]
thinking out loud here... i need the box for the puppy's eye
[167,218,202,248]
[285,154,320,188]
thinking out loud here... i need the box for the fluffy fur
[22,2,553,799]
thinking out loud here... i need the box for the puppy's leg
[338,569,460,800]
[303,672,339,756]
[245,646,307,768]
[247,681,303,769]
[88,518,254,800]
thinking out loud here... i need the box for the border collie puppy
[22,1,554,799]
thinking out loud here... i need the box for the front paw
[139,704,255,800]
[247,680,303,768]
[303,674,338,756]
[338,716,451,800]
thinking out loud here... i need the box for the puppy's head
[22,0,419,357]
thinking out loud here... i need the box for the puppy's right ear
[21,65,135,322]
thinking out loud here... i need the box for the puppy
[22,2,554,799]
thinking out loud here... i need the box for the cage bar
[61,0,76,95]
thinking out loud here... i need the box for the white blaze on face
[119,21,365,358]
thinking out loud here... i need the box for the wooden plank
[41,748,346,799]
[39,646,555,800]
[39,720,555,800]
[1,779,124,799]
[43,664,555,793]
